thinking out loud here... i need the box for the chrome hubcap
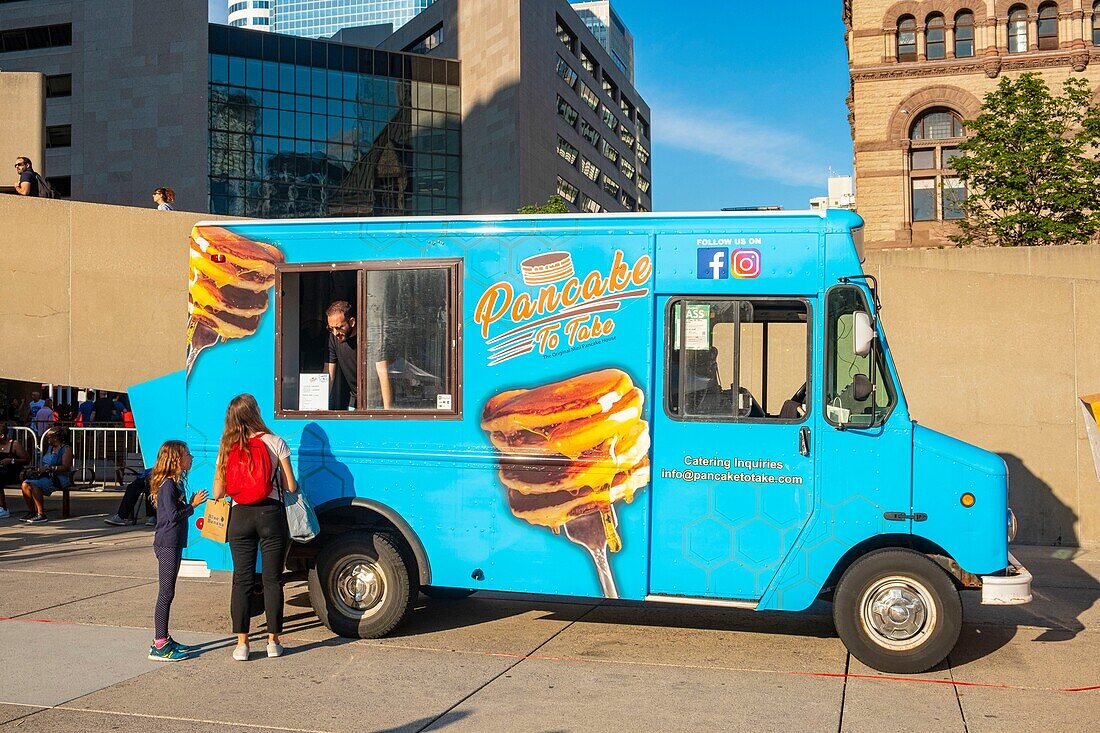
[334,560,385,613]
[860,576,936,650]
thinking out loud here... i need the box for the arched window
[1094,2,1100,45]
[897,16,917,61]
[955,11,975,57]
[1037,3,1058,50]
[1008,6,1029,53]
[926,14,946,59]
[909,109,966,222]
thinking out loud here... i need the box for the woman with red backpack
[211,394,298,661]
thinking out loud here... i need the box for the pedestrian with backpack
[147,440,207,662]
[211,394,297,661]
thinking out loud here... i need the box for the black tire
[307,531,415,639]
[833,549,962,674]
[421,586,475,600]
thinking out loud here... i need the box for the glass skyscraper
[274,0,435,39]
[208,25,460,218]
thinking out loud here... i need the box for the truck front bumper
[980,553,1032,605]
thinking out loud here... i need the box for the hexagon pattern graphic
[681,482,812,597]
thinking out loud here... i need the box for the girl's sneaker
[148,643,188,662]
[25,514,48,524]
[232,643,250,661]
[0,508,10,519]
[165,637,191,653]
[266,642,284,658]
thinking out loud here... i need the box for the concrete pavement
[0,491,1096,732]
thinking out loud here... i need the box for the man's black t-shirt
[19,170,39,197]
[93,396,116,423]
[326,333,358,407]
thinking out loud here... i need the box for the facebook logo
[697,247,728,280]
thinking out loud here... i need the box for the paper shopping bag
[200,499,231,543]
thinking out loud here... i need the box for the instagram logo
[732,248,761,278]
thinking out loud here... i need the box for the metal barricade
[8,426,42,467]
[66,427,143,487]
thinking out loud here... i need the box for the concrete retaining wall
[866,245,1100,547]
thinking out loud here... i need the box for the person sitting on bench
[104,468,156,526]
[0,429,31,519]
[20,427,73,523]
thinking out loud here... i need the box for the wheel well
[286,498,431,586]
[820,534,967,597]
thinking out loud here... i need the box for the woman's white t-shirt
[252,432,290,501]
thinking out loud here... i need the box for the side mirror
[853,311,875,357]
[852,373,873,402]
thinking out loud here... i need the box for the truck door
[649,296,816,600]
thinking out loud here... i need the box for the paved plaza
[0,492,1096,733]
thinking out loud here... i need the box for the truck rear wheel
[833,549,962,674]
[308,531,415,639]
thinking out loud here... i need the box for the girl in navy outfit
[147,440,208,662]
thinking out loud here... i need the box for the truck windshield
[825,285,896,428]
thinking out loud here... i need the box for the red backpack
[225,434,275,505]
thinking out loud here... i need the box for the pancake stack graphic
[481,368,651,597]
[186,226,285,376]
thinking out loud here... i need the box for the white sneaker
[266,642,284,658]
[0,508,9,519]
[232,643,250,661]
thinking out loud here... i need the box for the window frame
[926,14,947,59]
[274,257,464,421]
[822,285,897,429]
[954,11,975,57]
[663,296,814,425]
[1037,3,1059,50]
[897,15,917,62]
[1008,6,1029,53]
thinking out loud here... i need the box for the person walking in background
[20,426,73,523]
[77,392,96,427]
[147,440,207,662]
[32,399,55,436]
[13,157,39,197]
[153,188,175,211]
[0,429,31,519]
[211,394,297,661]
[27,392,44,424]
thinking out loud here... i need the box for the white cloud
[654,103,835,188]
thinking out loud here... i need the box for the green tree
[518,195,570,214]
[951,73,1100,247]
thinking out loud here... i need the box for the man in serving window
[325,300,393,410]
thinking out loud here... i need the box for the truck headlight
[1008,508,1018,543]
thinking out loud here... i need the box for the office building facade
[0,1,460,218]
[274,0,436,38]
[570,1,634,82]
[209,25,460,217]
[0,0,209,205]
[383,0,651,214]
[847,0,1100,249]
[228,0,273,31]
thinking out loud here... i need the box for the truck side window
[276,259,462,418]
[825,286,895,427]
[666,298,810,422]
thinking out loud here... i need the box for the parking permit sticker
[684,304,711,350]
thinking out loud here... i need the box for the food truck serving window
[275,259,462,419]
[665,297,811,422]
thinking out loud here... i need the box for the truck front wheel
[308,531,415,639]
[833,549,962,674]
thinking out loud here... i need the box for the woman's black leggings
[228,499,289,635]
[153,545,183,640]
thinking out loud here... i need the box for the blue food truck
[131,209,1031,674]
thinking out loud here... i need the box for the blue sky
[208,0,853,211]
